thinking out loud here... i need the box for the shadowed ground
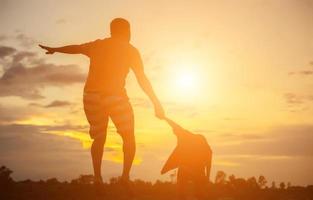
[1,166,312,200]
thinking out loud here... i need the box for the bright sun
[175,71,198,91]
[166,60,206,102]
[171,67,203,100]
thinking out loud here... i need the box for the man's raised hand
[39,44,55,54]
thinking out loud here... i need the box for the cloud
[45,100,71,108]
[0,123,89,150]
[284,93,303,105]
[0,47,85,99]
[131,98,152,109]
[219,133,264,141]
[29,100,72,108]
[223,117,244,121]
[0,104,40,123]
[215,124,313,158]
[289,70,313,76]
[0,122,141,179]
[298,70,313,75]
[212,128,313,185]
[0,35,7,41]
[15,33,36,48]
[0,46,16,58]
[56,18,67,24]
[167,104,199,117]
[283,92,313,108]
[0,123,92,181]
[289,62,313,76]
[130,97,200,117]
[12,51,36,63]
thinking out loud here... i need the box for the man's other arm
[131,49,165,119]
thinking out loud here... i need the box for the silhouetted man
[39,18,165,185]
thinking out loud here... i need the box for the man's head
[110,18,131,42]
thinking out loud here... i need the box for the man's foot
[92,176,105,197]
[120,174,130,183]
[93,176,103,186]
[118,176,135,198]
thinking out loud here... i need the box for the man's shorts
[83,92,134,139]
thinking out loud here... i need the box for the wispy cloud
[0,46,85,99]
[215,124,313,157]
[0,35,7,42]
[0,123,142,166]
[284,93,303,105]
[130,97,200,117]
[288,62,313,76]
[56,18,67,24]
[131,97,152,109]
[29,100,72,108]
[0,104,41,124]
[217,154,294,161]
[15,33,36,48]
[214,160,241,167]
[0,46,16,58]
[289,70,313,76]
[283,92,313,108]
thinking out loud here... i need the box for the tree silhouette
[0,165,13,188]
[287,182,291,189]
[215,170,226,185]
[46,178,59,184]
[271,181,277,189]
[258,175,267,188]
[0,166,12,179]
[247,177,259,189]
[72,175,94,184]
[280,182,286,190]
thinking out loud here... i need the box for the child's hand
[154,103,165,119]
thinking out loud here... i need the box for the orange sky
[0,0,312,185]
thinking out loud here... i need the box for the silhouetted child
[161,117,212,200]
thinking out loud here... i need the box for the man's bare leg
[121,131,136,181]
[91,135,106,183]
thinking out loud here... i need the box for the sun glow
[174,70,199,92]
[168,62,204,101]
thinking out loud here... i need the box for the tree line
[1,165,312,200]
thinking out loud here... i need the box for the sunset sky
[0,0,312,185]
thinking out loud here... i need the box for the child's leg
[194,174,207,200]
[177,168,188,200]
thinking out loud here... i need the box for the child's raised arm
[164,117,185,133]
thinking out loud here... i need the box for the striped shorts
[83,92,134,139]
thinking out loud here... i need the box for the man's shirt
[79,37,142,97]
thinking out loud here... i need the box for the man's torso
[83,38,136,97]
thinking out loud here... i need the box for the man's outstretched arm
[39,44,85,55]
[131,49,165,119]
